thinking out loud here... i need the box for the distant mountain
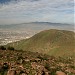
[7,29,75,57]
[0,22,70,26]
[0,22,73,31]
[30,22,70,25]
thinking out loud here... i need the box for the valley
[0,30,33,45]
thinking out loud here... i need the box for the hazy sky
[0,0,74,25]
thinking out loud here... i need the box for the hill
[0,49,75,75]
[7,29,75,57]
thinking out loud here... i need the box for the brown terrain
[0,48,75,75]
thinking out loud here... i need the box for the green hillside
[7,29,75,57]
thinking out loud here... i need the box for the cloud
[0,0,74,25]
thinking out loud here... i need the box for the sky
[0,0,74,25]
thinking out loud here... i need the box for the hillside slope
[0,49,75,75]
[7,29,75,57]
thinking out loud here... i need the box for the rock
[56,71,66,75]
[31,62,37,69]
[7,69,16,75]
[21,73,27,75]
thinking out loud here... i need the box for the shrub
[7,46,15,50]
[0,46,6,50]
[2,63,9,70]
[45,63,50,71]
[37,55,48,60]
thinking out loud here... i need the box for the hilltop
[7,29,75,57]
[0,49,75,75]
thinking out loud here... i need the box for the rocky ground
[0,49,75,75]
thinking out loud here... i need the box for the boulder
[56,71,66,75]
[7,69,16,75]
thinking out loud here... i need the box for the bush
[2,63,9,70]
[0,46,6,50]
[37,55,48,61]
[7,46,15,50]
[45,63,50,71]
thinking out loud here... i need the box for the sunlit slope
[7,29,75,57]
